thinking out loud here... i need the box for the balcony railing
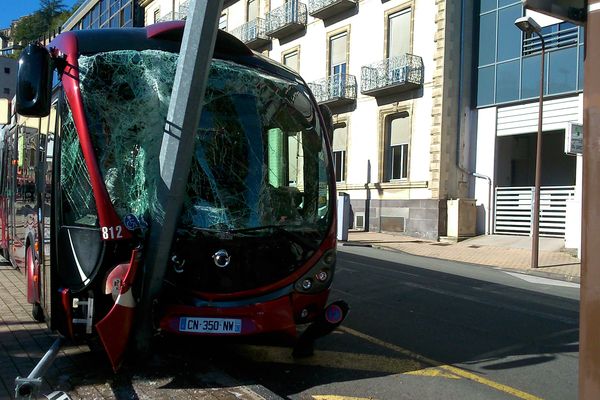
[522,26,579,55]
[230,18,271,49]
[179,1,189,19]
[156,11,185,23]
[308,0,357,20]
[308,74,357,107]
[265,0,307,39]
[361,54,424,96]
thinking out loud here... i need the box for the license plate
[179,317,242,334]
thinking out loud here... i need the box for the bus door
[5,124,18,265]
[0,128,9,253]
[9,122,38,267]
[37,98,58,324]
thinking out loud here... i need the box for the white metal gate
[494,186,575,238]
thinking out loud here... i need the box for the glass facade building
[476,0,584,107]
[65,0,142,31]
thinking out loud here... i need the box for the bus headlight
[294,249,336,294]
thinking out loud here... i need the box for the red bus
[1,21,346,369]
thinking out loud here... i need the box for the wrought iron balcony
[230,18,271,49]
[308,74,357,107]
[265,0,307,39]
[156,11,185,23]
[179,1,189,19]
[308,0,357,20]
[361,54,424,96]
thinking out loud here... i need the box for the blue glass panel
[479,12,496,66]
[578,45,584,90]
[548,46,577,94]
[497,4,522,61]
[481,0,496,13]
[498,0,519,7]
[496,60,520,103]
[521,54,542,99]
[477,66,495,106]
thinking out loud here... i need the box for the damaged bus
[1,21,347,369]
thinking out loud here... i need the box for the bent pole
[134,0,224,353]
[14,337,63,399]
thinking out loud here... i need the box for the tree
[11,13,46,46]
[39,0,66,22]
[9,0,77,57]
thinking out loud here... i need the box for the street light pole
[531,31,545,269]
[515,16,545,269]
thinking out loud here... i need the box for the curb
[343,241,581,284]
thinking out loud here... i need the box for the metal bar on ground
[134,0,224,352]
[14,337,63,399]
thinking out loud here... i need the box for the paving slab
[345,231,580,282]
[0,266,277,400]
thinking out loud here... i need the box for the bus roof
[50,22,305,88]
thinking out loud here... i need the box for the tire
[32,302,45,322]
[26,245,45,323]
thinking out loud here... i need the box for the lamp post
[515,16,545,269]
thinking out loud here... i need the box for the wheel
[32,302,44,322]
[26,245,45,323]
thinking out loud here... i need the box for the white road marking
[504,272,579,288]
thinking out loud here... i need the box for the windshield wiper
[229,225,319,251]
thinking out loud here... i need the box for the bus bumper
[158,290,330,338]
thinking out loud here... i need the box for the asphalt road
[207,245,579,400]
[3,244,578,399]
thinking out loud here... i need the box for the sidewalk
[0,262,268,400]
[344,231,581,282]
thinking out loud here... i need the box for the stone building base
[348,198,447,241]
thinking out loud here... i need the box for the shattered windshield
[73,50,330,234]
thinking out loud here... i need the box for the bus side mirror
[319,104,333,143]
[16,44,52,118]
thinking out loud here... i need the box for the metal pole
[135,0,224,352]
[364,160,370,232]
[14,337,63,399]
[580,1,600,397]
[531,33,545,269]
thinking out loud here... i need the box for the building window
[332,124,348,182]
[329,32,347,97]
[219,13,228,30]
[386,114,410,181]
[283,49,300,72]
[153,8,160,24]
[3,67,9,74]
[477,3,584,107]
[387,8,411,59]
[247,0,259,22]
[496,4,521,62]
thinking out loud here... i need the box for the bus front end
[13,22,346,368]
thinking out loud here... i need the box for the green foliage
[11,0,74,52]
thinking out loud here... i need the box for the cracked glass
[68,49,330,235]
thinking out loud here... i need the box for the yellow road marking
[339,326,543,400]
[236,345,423,374]
[404,367,461,379]
[312,396,376,400]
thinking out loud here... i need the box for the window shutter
[333,124,348,151]
[388,9,411,58]
[390,115,410,146]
